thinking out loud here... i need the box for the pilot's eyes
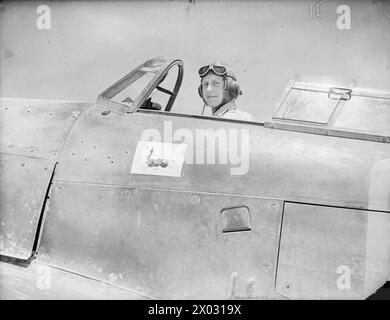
[202,80,222,87]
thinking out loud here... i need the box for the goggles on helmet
[198,64,227,77]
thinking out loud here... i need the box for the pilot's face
[201,73,224,107]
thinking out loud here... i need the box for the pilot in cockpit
[198,61,254,121]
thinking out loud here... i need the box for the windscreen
[100,57,168,107]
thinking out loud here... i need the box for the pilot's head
[198,61,242,108]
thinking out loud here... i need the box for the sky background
[1,0,390,122]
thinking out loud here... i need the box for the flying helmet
[198,61,242,106]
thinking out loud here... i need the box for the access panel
[275,202,390,299]
[0,153,56,259]
[36,182,283,299]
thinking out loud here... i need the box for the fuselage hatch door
[0,154,56,260]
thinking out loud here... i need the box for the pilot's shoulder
[222,109,255,121]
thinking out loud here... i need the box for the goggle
[198,64,227,77]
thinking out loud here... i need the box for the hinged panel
[36,182,283,299]
[0,153,56,259]
[273,77,390,138]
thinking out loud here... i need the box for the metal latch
[328,87,352,101]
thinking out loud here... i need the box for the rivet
[191,195,200,205]
[282,282,292,293]
[101,110,110,116]
[21,162,25,167]
[41,253,50,261]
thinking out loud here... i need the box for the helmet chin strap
[201,103,206,115]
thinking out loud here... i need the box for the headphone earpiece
[225,77,241,100]
[198,85,203,98]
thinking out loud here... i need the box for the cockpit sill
[133,107,390,144]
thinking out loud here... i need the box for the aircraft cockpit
[97,57,184,114]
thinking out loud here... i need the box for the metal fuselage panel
[0,98,92,160]
[37,184,283,299]
[0,154,56,259]
[276,203,390,299]
[33,104,390,298]
[0,261,145,300]
[0,98,91,261]
[55,106,390,212]
[1,100,389,299]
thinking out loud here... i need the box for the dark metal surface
[275,202,390,299]
[0,153,56,259]
[36,182,283,299]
